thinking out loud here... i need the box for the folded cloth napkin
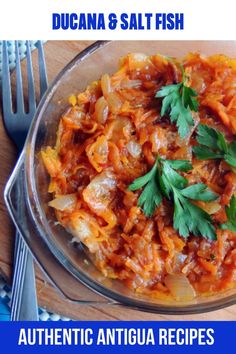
[0,276,71,321]
[0,41,44,80]
[0,277,10,321]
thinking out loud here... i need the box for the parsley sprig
[156,69,199,138]
[220,196,236,232]
[128,159,162,218]
[128,157,218,240]
[193,124,236,168]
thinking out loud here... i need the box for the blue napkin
[0,301,10,321]
[0,280,10,321]
[0,276,71,321]
[0,41,42,80]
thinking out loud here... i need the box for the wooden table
[0,40,235,320]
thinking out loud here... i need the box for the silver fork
[1,40,48,320]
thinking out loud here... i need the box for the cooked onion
[86,135,108,172]
[107,92,123,114]
[165,274,196,301]
[131,53,148,62]
[126,141,142,158]
[68,214,99,253]
[128,53,149,70]
[101,73,112,98]
[48,194,77,211]
[94,96,109,124]
[121,79,142,89]
[83,171,117,212]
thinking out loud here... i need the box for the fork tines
[1,40,48,149]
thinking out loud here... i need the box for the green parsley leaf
[229,141,236,155]
[182,85,199,111]
[224,154,236,168]
[181,183,218,202]
[162,161,188,190]
[192,146,223,160]
[128,159,162,217]
[128,161,157,191]
[161,162,217,240]
[173,190,217,240]
[195,124,220,149]
[138,178,162,218]
[165,159,193,172]
[193,124,236,168]
[220,195,236,232]
[128,156,217,240]
[156,71,199,139]
[159,160,191,198]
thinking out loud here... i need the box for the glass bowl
[5,41,236,314]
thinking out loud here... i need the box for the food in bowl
[41,52,236,302]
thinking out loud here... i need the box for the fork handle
[11,234,38,321]
[10,176,39,321]
[11,233,39,321]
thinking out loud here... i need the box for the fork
[1,40,48,320]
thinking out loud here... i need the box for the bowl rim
[24,40,236,314]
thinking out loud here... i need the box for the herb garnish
[128,157,218,240]
[220,196,236,232]
[128,158,162,218]
[156,69,199,138]
[193,124,236,168]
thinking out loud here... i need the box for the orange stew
[42,53,236,301]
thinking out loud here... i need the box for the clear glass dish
[5,41,236,314]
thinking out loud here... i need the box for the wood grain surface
[0,40,235,320]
